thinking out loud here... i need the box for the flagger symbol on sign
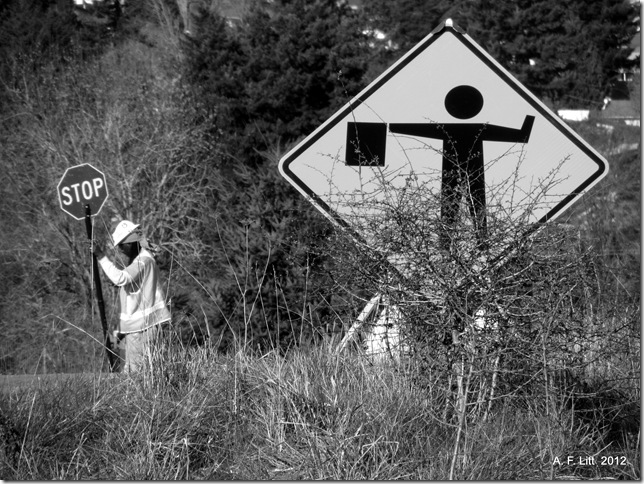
[347,85,535,251]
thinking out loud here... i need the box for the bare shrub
[324,147,639,466]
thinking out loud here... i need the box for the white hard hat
[111,220,140,246]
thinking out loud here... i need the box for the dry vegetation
[0,0,639,480]
[0,330,640,480]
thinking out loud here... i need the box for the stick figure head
[445,85,484,119]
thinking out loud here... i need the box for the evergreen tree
[186,0,371,167]
[362,0,639,109]
[182,0,374,349]
[489,0,638,109]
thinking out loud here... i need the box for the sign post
[57,163,117,372]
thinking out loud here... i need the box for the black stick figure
[389,85,535,251]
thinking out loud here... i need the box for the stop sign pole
[57,164,117,372]
[84,204,118,372]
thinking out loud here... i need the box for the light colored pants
[120,325,161,373]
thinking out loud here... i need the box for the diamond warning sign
[279,19,608,254]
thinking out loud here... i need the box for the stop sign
[57,163,109,220]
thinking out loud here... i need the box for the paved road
[0,372,121,394]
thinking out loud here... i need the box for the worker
[92,220,171,372]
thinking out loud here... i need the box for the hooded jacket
[98,248,171,333]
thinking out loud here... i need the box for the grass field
[0,335,639,480]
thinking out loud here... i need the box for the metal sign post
[84,204,118,372]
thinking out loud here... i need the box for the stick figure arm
[519,115,535,142]
[481,115,535,143]
[389,123,446,140]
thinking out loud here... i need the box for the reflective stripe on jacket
[98,248,171,333]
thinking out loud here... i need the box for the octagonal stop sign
[57,163,109,220]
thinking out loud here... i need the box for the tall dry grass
[0,330,639,480]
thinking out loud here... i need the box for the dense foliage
[363,0,639,109]
[186,0,371,167]
[178,0,376,350]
